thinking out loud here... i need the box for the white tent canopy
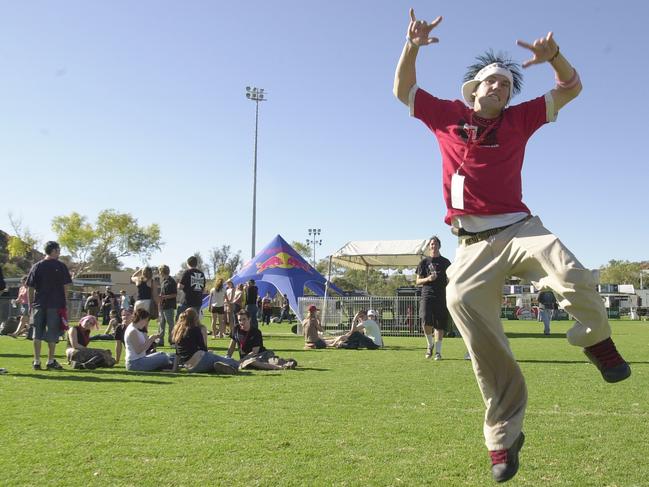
[330,239,430,270]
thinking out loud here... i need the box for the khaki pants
[446,216,611,451]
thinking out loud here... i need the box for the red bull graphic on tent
[208,234,341,321]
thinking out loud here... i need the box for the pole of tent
[323,255,333,328]
[365,266,369,293]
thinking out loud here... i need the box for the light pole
[640,269,649,290]
[307,228,322,267]
[245,86,267,258]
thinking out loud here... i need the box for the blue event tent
[202,235,341,321]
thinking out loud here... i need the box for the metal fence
[298,296,426,336]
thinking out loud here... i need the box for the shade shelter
[329,239,431,290]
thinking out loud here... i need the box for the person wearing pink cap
[394,8,630,483]
[66,315,116,369]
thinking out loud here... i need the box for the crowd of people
[0,250,300,375]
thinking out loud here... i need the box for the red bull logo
[256,252,313,274]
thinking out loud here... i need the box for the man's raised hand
[516,32,559,68]
[407,8,442,47]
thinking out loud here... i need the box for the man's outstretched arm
[517,32,582,113]
[393,8,442,105]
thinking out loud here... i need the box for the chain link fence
[298,296,426,336]
[1,297,86,324]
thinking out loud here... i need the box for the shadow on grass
[506,332,565,338]
[0,353,34,358]
[10,372,172,385]
[519,359,649,365]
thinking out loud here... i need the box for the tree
[88,249,123,271]
[6,213,41,271]
[51,209,162,276]
[599,260,647,288]
[291,241,312,260]
[331,266,412,295]
[207,245,242,280]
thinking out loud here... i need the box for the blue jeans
[159,308,176,342]
[126,352,172,371]
[190,351,239,373]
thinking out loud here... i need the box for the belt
[457,215,532,246]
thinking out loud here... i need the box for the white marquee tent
[329,239,431,271]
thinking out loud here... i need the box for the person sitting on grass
[325,310,382,349]
[8,276,30,338]
[105,310,119,335]
[124,308,173,372]
[66,315,116,369]
[171,308,239,374]
[303,305,326,349]
[225,310,297,370]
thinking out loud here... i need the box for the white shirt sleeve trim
[545,92,557,123]
[408,84,419,117]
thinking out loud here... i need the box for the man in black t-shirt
[537,289,557,335]
[226,309,265,359]
[178,256,206,315]
[158,265,178,345]
[245,279,259,329]
[26,241,72,370]
[416,236,451,360]
[225,309,297,370]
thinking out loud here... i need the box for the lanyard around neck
[457,112,501,174]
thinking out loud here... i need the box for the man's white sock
[425,334,434,348]
[434,341,442,354]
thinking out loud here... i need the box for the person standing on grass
[178,256,206,316]
[208,278,226,338]
[278,294,292,323]
[537,289,557,335]
[415,236,451,360]
[261,292,273,326]
[223,279,235,332]
[245,279,259,329]
[394,9,630,482]
[26,241,72,371]
[158,265,177,345]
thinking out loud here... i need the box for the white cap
[367,309,378,317]
[461,63,514,107]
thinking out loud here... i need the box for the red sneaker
[489,432,525,483]
[583,338,631,383]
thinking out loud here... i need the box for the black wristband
[549,46,560,62]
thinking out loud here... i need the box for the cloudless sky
[1,0,647,274]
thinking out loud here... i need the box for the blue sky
[1,0,647,274]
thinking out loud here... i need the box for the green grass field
[0,319,647,487]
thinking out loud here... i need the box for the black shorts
[420,298,448,331]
